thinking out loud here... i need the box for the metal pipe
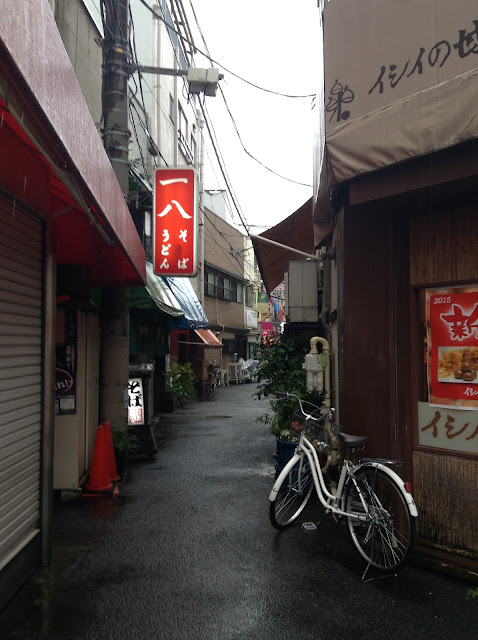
[309,336,331,409]
[197,111,205,306]
[41,223,56,567]
[250,234,319,261]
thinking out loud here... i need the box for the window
[222,339,236,355]
[178,104,188,140]
[190,135,197,165]
[206,272,215,297]
[204,271,243,303]
[245,285,254,308]
[169,93,174,122]
[217,275,224,298]
[178,104,193,163]
[144,211,152,259]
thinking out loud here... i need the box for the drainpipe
[41,223,56,566]
[309,336,339,477]
[197,111,205,306]
[309,336,330,409]
[319,247,333,347]
[100,0,131,426]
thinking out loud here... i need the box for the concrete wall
[204,206,246,278]
[129,0,200,183]
[54,0,103,129]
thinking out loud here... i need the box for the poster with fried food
[426,287,478,409]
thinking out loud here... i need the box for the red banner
[427,286,478,409]
[153,168,197,277]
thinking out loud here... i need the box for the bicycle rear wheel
[270,454,313,529]
[344,466,416,572]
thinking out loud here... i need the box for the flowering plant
[278,420,304,443]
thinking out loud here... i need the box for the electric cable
[199,99,250,235]
[137,0,316,98]
[200,101,245,230]
[203,208,259,278]
[129,107,149,179]
[186,0,313,218]
[129,0,313,212]
[218,84,313,188]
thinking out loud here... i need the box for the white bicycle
[269,393,418,575]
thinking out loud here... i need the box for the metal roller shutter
[0,196,43,571]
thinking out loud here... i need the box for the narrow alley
[1,382,477,640]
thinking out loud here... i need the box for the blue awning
[164,276,209,329]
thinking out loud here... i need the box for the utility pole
[100,0,131,426]
[197,110,205,306]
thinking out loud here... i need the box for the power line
[202,208,258,278]
[201,101,247,230]
[199,99,251,235]
[203,210,248,275]
[218,84,313,188]
[129,1,313,209]
[137,0,316,99]
[185,0,313,203]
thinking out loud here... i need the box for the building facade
[202,191,259,371]
[0,0,146,607]
[313,0,478,576]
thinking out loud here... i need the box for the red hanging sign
[153,167,197,277]
[427,286,478,409]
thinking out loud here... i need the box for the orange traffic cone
[103,420,120,482]
[85,425,113,493]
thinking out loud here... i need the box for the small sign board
[128,378,144,426]
[418,402,478,454]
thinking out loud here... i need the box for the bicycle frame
[269,434,418,521]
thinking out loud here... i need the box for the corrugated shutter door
[0,197,43,570]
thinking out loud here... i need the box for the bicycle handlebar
[274,391,334,423]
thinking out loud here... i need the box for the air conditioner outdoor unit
[284,261,319,323]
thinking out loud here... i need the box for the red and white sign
[153,167,197,277]
[426,286,478,409]
[128,378,144,426]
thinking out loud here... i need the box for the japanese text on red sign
[154,168,197,277]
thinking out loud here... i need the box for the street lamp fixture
[131,65,223,97]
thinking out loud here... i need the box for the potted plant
[165,362,197,408]
[253,332,323,474]
[111,424,139,473]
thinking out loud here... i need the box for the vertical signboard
[153,167,197,277]
[128,378,144,425]
[426,286,478,409]
[55,309,77,414]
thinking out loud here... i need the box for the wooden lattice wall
[413,450,478,557]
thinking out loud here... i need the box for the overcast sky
[183,0,323,233]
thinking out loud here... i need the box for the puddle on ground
[82,493,130,521]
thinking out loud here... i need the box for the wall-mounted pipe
[309,335,331,409]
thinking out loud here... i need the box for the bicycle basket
[292,401,341,449]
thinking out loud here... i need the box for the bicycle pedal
[302,522,317,531]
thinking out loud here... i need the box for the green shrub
[111,426,139,455]
[253,333,323,437]
[166,362,196,407]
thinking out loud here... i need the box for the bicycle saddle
[337,432,368,450]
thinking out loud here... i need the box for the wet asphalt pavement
[1,381,478,639]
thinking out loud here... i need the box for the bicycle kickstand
[361,562,397,584]
[316,508,334,528]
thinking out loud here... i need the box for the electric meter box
[303,352,324,393]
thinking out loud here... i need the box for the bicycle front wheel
[344,466,416,572]
[270,454,313,529]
